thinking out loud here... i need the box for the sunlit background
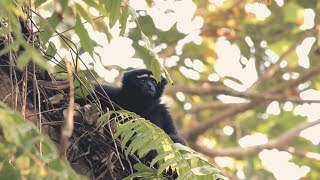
[35,0,320,179]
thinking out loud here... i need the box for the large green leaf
[82,0,108,16]
[0,41,19,57]
[75,3,94,26]
[16,49,31,69]
[73,73,93,99]
[119,5,129,36]
[34,0,46,7]
[150,58,162,82]
[109,0,122,28]
[0,161,21,180]
[45,41,57,59]
[39,13,60,46]
[75,14,94,56]
[191,165,221,176]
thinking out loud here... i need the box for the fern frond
[97,110,229,180]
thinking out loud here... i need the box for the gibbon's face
[122,69,167,99]
[136,73,158,97]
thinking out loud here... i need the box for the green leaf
[73,74,93,99]
[93,19,113,42]
[182,152,201,160]
[17,136,43,156]
[82,0,108,16]
[122,172,144,180]
[126,131,151,157]
[75,14,94,56]
[122,172,145,180]
[134,163,150,171]
[150,58,162,82]
[0,106,86,180]
[16,50,31,69]
[0,41,19,57]
[157,157,181,176]
[141,32,151,49]
[150,150,176,167]
[123,163,160,180]
[47,159,66,171]
[0,1,23,20]
[34,0,47,7]
[163,68,174,85]
[30,49,53,72]
[137,138,166,158]
[45,41,57,58]
[39,13,60,46]
[0,27,10,36]
[176,171,194,180]
[109,0,122,28]
[97,111,116,127]
[60,0,69,12]
[114,121,143,140]
[191,165,221,176]
[0,161,21,180]
[112,110,221,179]
[175,143,195,153]
[120,130,136,149]
[16,42,53,71]
[75,3,94,26]
[130,134,153,155]
[215,174,229,180]
[119,5,129,36]
[102,0,111,12]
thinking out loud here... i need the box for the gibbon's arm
[161,106,186,145]
[75,83,121,109]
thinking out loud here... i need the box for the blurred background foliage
[1,0,320,179]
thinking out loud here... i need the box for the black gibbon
[0,19,184,146]
[0,18,185,168]
[87,69,186,146]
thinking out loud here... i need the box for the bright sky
[41,0,318,179]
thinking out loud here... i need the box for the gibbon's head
[122,69,167,99]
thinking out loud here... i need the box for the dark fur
[1,18,181,178]
[93,69,185,146]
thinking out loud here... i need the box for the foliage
[0,103,86,180]
[0,1,52,72]
[97,110,228,180]
[1,0,320,179]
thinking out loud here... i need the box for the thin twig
[60,60,75,156]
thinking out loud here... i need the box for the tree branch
[187,101,244,114]
[249,28,317,91]
[181,65,320,141]
[287,147,320,161]
[181,101,262,141]
[288,66,320,88]
[189,118,320,157]
[166,85,320,104]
